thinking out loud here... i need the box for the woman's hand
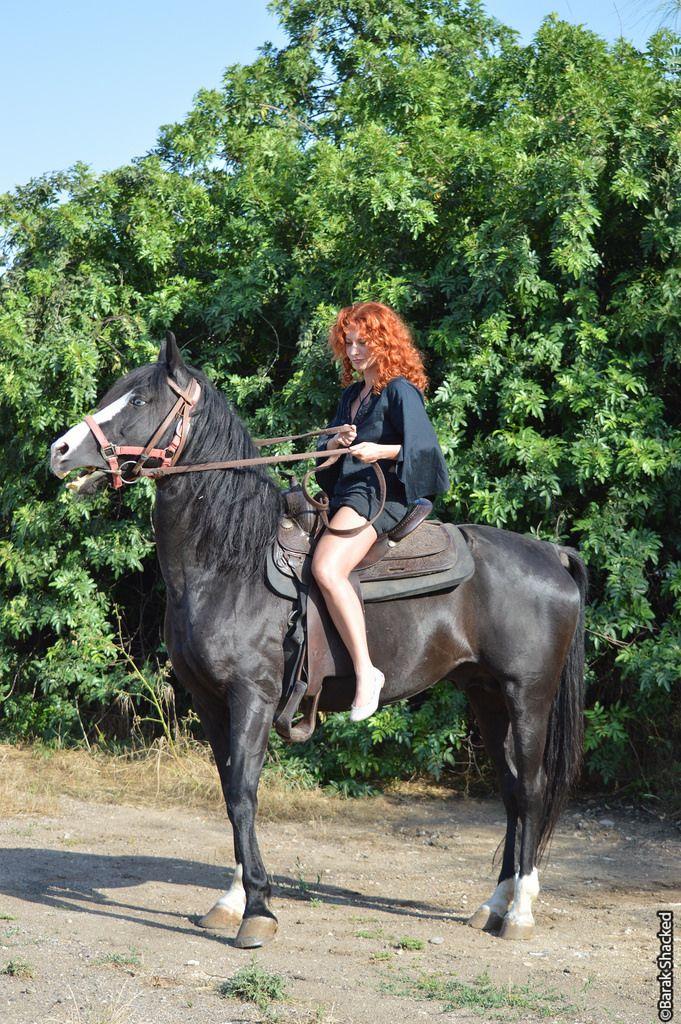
[324,428,395,464]
[349,442,384,464]
[321,423,356,464]
[328,423,357,449]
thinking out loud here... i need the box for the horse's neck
[152,485,210,583]
[150,419,283,598]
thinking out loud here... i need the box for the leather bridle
[84,376,202,489]
[83,373,386,536]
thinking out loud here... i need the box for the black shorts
[328,484,410,535]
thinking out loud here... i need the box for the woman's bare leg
[311,506,379,707]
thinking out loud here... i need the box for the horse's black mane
[107,362,284,579]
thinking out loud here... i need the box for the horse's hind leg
[466,686,518,932]
[193,697,247,932]
[497,683,552,941]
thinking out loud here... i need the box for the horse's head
[50,332,200,494]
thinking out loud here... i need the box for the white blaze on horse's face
[50,391,134,478]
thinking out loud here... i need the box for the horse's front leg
[190,694,247,933]
[227,681,279,949]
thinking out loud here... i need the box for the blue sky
[1,0,672,194]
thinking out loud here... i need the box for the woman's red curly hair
[328,302,429,395]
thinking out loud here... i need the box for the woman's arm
[377,443,401,460]
[350,442,401,464]
[386,378,450,501]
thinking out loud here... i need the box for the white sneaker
[349,668,385,723]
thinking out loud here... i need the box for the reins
[84,375,386,537]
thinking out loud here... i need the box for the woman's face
[345,326,376,372]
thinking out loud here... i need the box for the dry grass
[0,741,220,818]
[0,741,454,823]
[44,981,142,1024]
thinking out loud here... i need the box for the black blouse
[315,376,450,504]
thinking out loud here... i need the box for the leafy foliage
[270,683,468,795]
[0,2,679,797]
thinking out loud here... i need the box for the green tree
[1,1,679,796]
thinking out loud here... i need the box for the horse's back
[454,523,582,681]
[458,523,580,601]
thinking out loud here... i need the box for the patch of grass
[294,856,322,898]
[355,927,387,940]
[382,968,571,1017]
[309,897,323,908]
[217,961,287,1013]
[2,958,34,979]
[293,1007,334,1024]
[356,926,424,950]
[369,950,393,962]
[0,913,16,921]
[95,948,142,971]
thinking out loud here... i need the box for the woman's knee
[311,553,344,591]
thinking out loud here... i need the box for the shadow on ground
[0,847,467,946]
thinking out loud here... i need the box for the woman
[311,301,450,722]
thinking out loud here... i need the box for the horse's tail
[537,546,588,863]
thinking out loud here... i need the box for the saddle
[268,481,475,743]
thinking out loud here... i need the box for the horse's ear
[158,331,187,379]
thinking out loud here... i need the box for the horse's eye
[130,397,146,407]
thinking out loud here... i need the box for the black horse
[50,334,586,948]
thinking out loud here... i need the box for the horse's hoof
[468,906,505,932]
[234,915,278,949]
[198,904,244,931]
[498,917,534,941]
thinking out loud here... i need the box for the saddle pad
[277,516,451,561]
[276,519,459,584]
[357,521,456,582]
[265,523,475,604]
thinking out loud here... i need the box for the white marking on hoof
[198,863,246,931]
[468,876,515,930]
[504,867,540,931]
[499,917,534,941]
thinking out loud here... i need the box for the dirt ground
[0,769,678,1024]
